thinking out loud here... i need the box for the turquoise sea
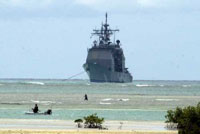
[0,79,199,121]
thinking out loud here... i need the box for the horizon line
[0,78,199,81]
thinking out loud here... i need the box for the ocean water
[0,79,200,121]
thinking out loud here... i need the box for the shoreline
[0,130,178,134]
[0,119,177,133]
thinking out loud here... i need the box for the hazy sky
[0,0,200,80]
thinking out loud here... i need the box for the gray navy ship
[83,13,133,83]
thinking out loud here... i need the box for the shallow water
[0,79,199,121]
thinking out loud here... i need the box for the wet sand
[0,119,177,134]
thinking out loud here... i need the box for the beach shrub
[83,113,104,128]
[74,119,83,128]
[165,103,200,134]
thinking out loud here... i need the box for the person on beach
[32,104,39,113]
[84,94,88,101]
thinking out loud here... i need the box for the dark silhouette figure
[84,94,88,101]
[44,109,52,115]
[32,104,39,113]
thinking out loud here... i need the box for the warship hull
[83,63,132,83]
[83,13,133,83]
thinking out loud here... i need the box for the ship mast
[92,13,119,46]
[104,13,109,42]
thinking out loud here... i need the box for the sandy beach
[0,130,178,134]
[0,119,177,134]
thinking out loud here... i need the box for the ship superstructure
[83,13,132,83]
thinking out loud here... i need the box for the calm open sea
[0,79,199,121]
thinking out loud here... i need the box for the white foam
[117,99,130,102]
[31,100,40,103]
[31,100,55,104]
[100,102,111,105]
[182,85,191,87]
[156,99,179,101]
[40,101,55,104]
[136,84,154,87]
[86,83,91,86]
[102,98,113,101]
[27,81,45,85]
[0,84,3,86]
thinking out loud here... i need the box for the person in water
[45,109,52,115]
[84,94,88,101]
[32,104,39,113]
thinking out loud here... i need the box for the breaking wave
[31,100,56,105]
[136,84,165,87]
[136,84,154,87]
[27,82,45,85]
[86,83,91,86]
[100,102,111,105]
[117,99,129,102]
[156,99,179,101]
[102,98,113,101]
[182,85,192,87]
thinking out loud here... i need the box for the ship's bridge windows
[88,50,112,60]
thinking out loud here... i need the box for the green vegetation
[74,113,104,129]
[165,103,200,134]
[84,113,104,128]
[74,119,83,128]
